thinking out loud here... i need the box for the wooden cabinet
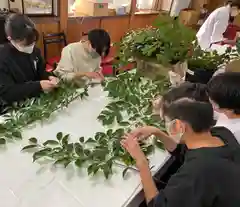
[100,16,129,43]
[67,18,101,43]
[129,14,159,29]
[34,13,161,58]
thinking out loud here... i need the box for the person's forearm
[0,82,42,104]
[223,39,236,45]
[74,71,87,79]
[152,128,177,152]
[137,158,159,204]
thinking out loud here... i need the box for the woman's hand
[48,76,59,85]
[85,71,104,81]
[40,80,58,92]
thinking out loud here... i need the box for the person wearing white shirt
[197,0,240,50]
[207,72,240,143]
[54,29,110,83]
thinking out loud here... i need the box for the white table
[210,44,238,76]
[0,85,170,207]
[211,44,232,55]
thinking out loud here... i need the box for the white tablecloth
[1,85,170,207]
[210,44,238,76]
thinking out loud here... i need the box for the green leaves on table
[21,130,124,179]
[21,71,167,179]
[0,81,89,144]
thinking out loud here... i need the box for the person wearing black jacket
[122,99,240,207]
[0,14,58,111]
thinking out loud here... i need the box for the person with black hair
[0,14,58,111]
[128,83,214,195]
[149,82,210,152]
[197,0,240,50]
[55,29,111,82]
[208,72,240,143]
[122,98,240,207]
[197,4,209,26]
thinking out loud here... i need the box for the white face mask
[165,119,185,144]
[11,41,35,54]
[89,48,99,59]
[214,110,221,120]
[209,99,229,122]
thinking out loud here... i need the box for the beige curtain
[152,0,163,11]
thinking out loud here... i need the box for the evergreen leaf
[29,137,38,144]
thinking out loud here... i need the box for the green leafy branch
[0,81,89,144]
[99,71,168,130]
[22,71,168,179]
[22,128,162,179]
[188,42,236,71]
[117,15,196,67]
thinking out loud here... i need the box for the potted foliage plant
[118,14,196,81]
[186,44,233,84]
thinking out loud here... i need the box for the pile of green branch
[188,43,235,71]
[0,81,88,144]
[22,71,169,179]
[117,14,196,67]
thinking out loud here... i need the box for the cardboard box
[234,14,240,27]
[75,0,108,16]
[179,9,200,26]
[191,0,209,11]
[225,59,240,72]
[8,0,23,13]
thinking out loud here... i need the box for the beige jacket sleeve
[55,47,75,81]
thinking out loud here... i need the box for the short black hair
[227,0,240,8]
[88,29,111,57]
[5,14,39,45]
[164,98,214,133]
[162,82,208,113]
[207,72,240,114]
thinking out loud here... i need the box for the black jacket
[0,43,49,110]
[149,127,240,207]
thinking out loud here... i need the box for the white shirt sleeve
[54,47,75,81]
[211,17,229,44]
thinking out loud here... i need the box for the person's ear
[175,119,184,132]
[173,119,186,136]
[7,36,11,41]
[86,41,91,49]
[222,109,234,118]
[168,119,183,135]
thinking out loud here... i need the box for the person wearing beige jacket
[55,29,110,82]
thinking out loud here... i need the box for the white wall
[161,0,173,11]
[137,0,154,9]
[0,0,8,9]
[170,0,191,16]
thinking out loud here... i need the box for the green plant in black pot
[186,43,233,84]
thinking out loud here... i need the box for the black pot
[185,68,216,84]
